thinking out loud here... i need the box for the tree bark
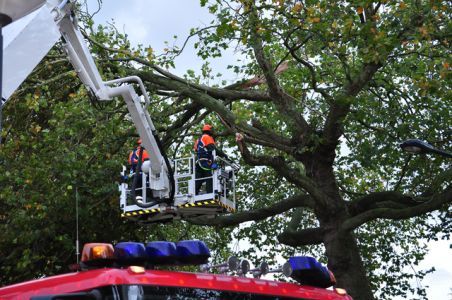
[324,230,375,300]
[310,159,374,300]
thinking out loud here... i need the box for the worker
[128,139,150,201]
[129,139,150,172]
[193,124,228,194]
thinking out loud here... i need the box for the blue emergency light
[176,240,210,264]
[286,256,335,288]
[114,242,147,266]
[80,240,210,268]
[146,241,177,264]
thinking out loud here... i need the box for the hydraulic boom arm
[1,0,173,203]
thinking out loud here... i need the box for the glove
[211,163,219,170]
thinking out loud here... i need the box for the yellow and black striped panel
[121,208,161,218]
[178,200,235,213]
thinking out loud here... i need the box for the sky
[82,1,452,299]
[84,0,239,82]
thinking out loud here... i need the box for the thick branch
[83,32,272,102]
[347,191,418,215]
[278,227,325,247]
[237,138,327,205]
[342,187,452,232]
[248,5,283,100]
[322,62,382,148]
[248,4,310,136]
[137,70,298,153]
[188,194,314,227]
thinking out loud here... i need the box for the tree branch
[283,34,333,102]
[83,31,272,103]
[236,137,327,205]
[278,227,325,247]
[136,70,299,153]
[322,62,382,149]
[248,3,310,137]
[188,194,314,227]
[342,187,452,232]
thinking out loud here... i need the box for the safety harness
[195,136,215,170]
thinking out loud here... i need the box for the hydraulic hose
[153,131,176,204]
[131,145,166,208]
[131,135,175,208]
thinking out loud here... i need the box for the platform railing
[120,153,238,213]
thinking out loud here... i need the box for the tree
[0,1,450,299]
[80,1,448,299]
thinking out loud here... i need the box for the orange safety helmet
[202,124,213,132]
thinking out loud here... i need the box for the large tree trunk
[324,230,375,300]
[306,154,375,299]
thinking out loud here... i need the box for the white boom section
[2,2,59,101]
[55,2,111,101]
[0,0,46,23]
[1,0,170,198]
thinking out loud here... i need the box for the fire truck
[0,240,352,299]
[0,1,352,299]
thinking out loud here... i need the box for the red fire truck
[0,240,352,300]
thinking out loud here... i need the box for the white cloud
[419,239,452,299]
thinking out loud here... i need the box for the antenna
[75,186,80,264]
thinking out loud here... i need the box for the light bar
[285,256,336,288]
[81,243,114,267]
[176,240,210,265]
[146,241,177,265]
[79,240,212,268]
[114,242,147,266]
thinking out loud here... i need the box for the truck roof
[0,268,351,300]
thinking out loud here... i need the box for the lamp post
[400,139,452,158]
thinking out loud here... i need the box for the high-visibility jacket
[194,134,216,169]
[128,146,150,167]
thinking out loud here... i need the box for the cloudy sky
[85,0,239,82]
[84,1,450,299]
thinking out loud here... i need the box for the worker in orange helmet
[193,124,228,194]
[129,138,150,173]
[128,138,150,202]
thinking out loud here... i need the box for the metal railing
[120,153,238,215]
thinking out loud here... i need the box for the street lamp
[400,139,452,158]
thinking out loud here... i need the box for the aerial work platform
[119,155,238,223]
